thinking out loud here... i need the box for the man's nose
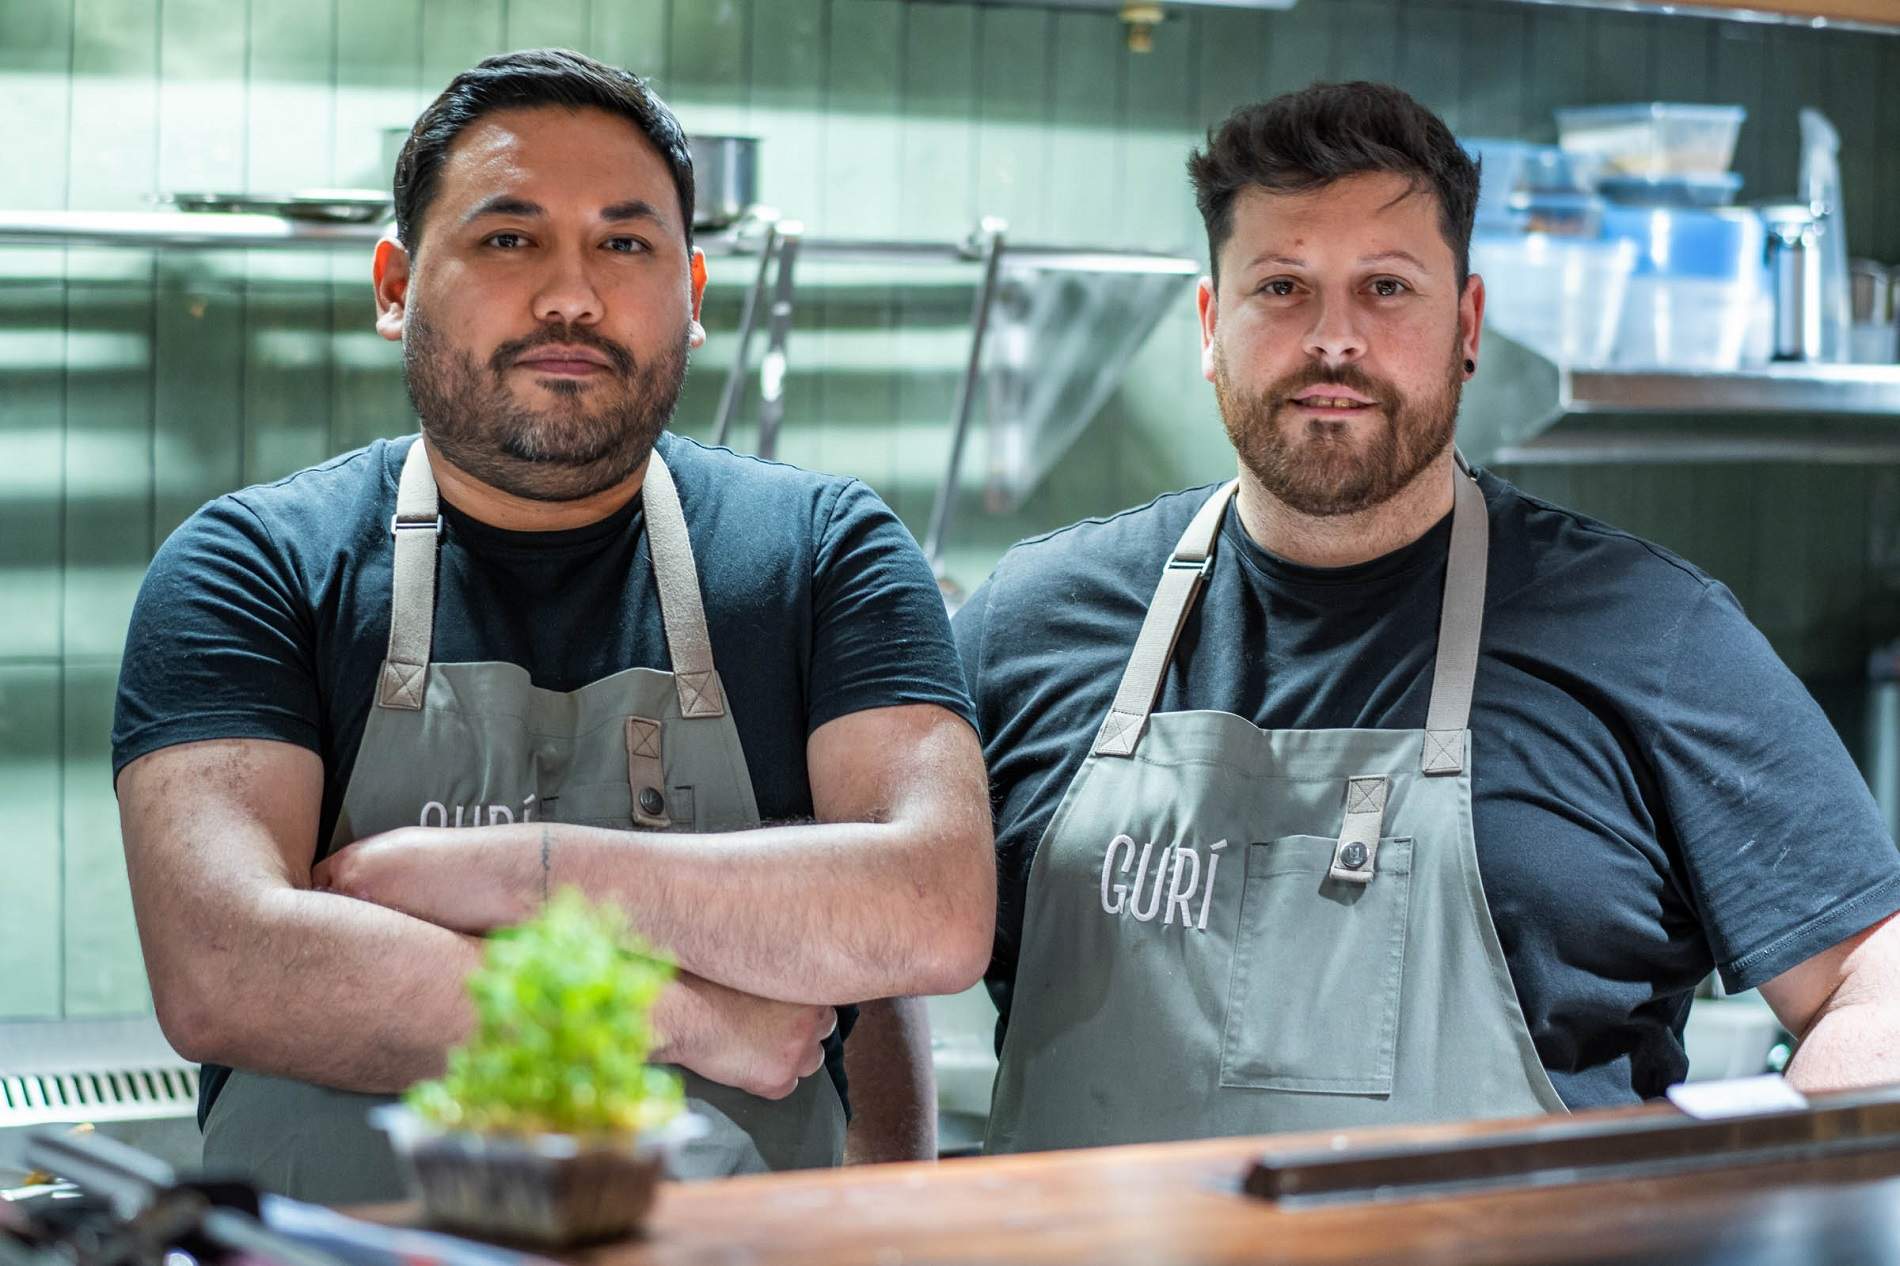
[531,249,603,326]
[1302,295,1367,364]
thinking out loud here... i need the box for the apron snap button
[639,787,666,817]
[1340,841,1368,870]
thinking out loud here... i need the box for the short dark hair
[1188,82,1478,288]
[393,48,695,254]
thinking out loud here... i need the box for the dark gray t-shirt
[956,467,1899,1108]
[115,430,975,1123]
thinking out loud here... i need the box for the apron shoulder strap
[640,448,727,719]
[1420,454,1489,775]
[1091,480,1238,757]
[377,436,442,711]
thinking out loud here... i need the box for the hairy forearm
[539,818,989,1004]
[1784,999,1900,1094]
[312,709,994,1008]
[168,886,480,1093]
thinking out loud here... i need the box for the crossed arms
[118,702,994,1113]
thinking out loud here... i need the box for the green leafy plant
[406,888,683,1137]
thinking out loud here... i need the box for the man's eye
[487,232,527,250]
[604,237,648,254]
[1370,277,1409,297]
[1262,279,1298,297]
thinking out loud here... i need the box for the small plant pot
[370,1104,706,1247]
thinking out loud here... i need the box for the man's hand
[655,974,836,1100]
[314,826,539,932]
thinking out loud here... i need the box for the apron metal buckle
[1329,775,1387,885]
[390,513,443,535]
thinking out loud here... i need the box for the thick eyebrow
[462,195,544,225]
[459,196,670,229]
[1241,249,1435,273]
[1244,252,1308,272]
[599,199,666,227]
[1361,249,1431,272]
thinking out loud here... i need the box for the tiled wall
[3,0,1898,1021]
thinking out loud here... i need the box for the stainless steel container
[1761,203,1825,362]
[688,135,758,230]
[1849,259,1899,363]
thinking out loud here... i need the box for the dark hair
[1188,82,1478,288]
[394,48,695,254]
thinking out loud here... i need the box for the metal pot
[689,135,758,230]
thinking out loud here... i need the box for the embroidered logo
[1099,834,1226,931]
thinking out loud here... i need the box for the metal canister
[1849,259,1899,363]
[1852,259,1895,325]
[687,135,759,231]
[1760,203,1825,362]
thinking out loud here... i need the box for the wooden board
[367,1098,1900,1266]
[1658,0,1900,27]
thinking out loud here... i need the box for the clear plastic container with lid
[1470,233,1637,367]
[1555,103,1746,178]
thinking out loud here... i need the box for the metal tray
[163,189,393,223]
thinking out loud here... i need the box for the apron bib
[985,459,1567,1155]
[204,438,845,1202]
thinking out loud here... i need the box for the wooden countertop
[550,1108,1900,1266]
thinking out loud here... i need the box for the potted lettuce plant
[373,889,695,1246]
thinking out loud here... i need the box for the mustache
[1266,362,1399,411]
[488,325,639,378]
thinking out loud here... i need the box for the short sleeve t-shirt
[115,430,976,1122]
[954,467,1900,1109]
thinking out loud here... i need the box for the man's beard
[403,306,690,502]
[1213,340,1463,518]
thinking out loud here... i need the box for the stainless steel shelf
[0,209,1200,278]
[1460,330,1900,467]
[1564,363,1900,418]
[0,208,1199,568]
[0,210,384,250]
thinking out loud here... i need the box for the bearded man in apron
[113,49,992,1203]
[958,82,1900,1155]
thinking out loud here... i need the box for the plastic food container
[1598,172,1744,208]
[1471,233,1636,366]
[1463,138,1592,232]
[1600,205,1771,368]
[1555,103,1746,178]
[1515,191,1605,237]
[371,1104,706,1247]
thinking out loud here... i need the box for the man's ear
[1197,275,1218,383]
[687,247,708,349]
[373,237,411,343]
[1459,270,1485,376]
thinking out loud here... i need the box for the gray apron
[204,437,846,1203]
[985,458,1568,1155]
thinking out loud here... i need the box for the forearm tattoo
[540,826,551,903]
